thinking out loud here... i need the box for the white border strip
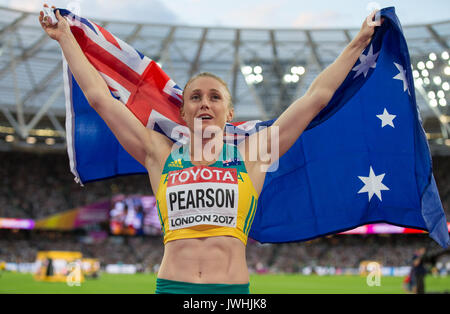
[63,55,83,186]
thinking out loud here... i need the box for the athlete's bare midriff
[157,236,249,284]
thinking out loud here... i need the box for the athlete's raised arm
[39,5,172,168]
[247,10,383,165]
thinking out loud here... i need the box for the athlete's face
[181,76,234,133]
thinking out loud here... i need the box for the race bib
[166,166,238,230]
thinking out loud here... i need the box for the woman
[39,4,383,294]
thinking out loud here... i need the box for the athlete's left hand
[355,10,385,47]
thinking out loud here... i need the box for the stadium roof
[0,6,449,154]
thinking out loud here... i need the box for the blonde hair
[182,72,233,108]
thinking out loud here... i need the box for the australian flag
[59,7,449,248]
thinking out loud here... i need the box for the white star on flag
[352,44,380,79]
[358,166,390,201]
[376,108,396,128]
[393,62,410,95]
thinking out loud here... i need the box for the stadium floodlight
[413,70,420,78]
[417,61,425,70]
[428,91,436,99]
[245,74,256,84]
[423,77,430,85]
[255,74,263,83]
[253,66,262,74]
[429,52,437,61]
[442,82,449,91]
[433,76,442,85]
[441,51,449,60]
[291,66,305,75]
[5,135,14,142]
[415,78,423,86]
[242,66,252,75]
[430,99,438,107]
[437,90,445,98]
[426,61,434,69]
[439,98,447,106]
[283,74,292,83]
[444,66,450,76]
[26,137,36,144]
[283,74,299,83]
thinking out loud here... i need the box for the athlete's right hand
[39,4,70,41]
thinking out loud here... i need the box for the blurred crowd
[0,231,448,274]
[248,235,449,273]
[0,151,150,219]
[0,151,449,220]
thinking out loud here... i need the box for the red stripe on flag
[95,23,122,50]
[70,26,140,92]
[230,121,247,126]
[127,62,186,126]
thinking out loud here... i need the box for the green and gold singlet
[155,143,258,245]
